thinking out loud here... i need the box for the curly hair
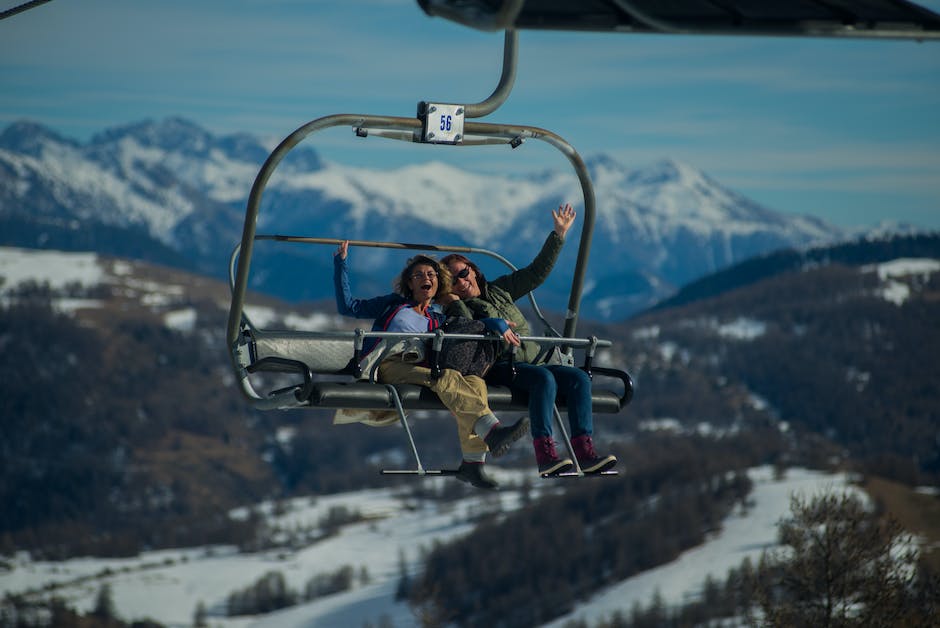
[394,254,452,302]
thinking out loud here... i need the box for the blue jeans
[487,362,593,439]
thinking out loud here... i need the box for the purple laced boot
[571,434,617,474]
[533,436,574,476]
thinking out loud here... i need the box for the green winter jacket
[444,231,564,364]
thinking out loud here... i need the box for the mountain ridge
[649,231,940,312]
[1,117,853,319]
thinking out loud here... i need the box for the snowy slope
[544,467,862,627]
[0,246,341,332]
[0,467,858,628]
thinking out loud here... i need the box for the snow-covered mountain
[0,118,847,320]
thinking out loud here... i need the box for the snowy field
[0,466,858,628]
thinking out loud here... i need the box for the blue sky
[2,0,939,230]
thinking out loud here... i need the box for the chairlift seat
[242,327,631,414]
[310,381,624,414]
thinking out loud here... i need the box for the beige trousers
[378,360,490,456]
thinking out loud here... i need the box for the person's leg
[545,365,593,438]
[378,360,487,458]
[463,374,529,456]
[432,370,491,459]
[377,362,526,467]
[377,361,498,489]
[487,361,555,438]
[545,365,617,474]
[488,362,572,475]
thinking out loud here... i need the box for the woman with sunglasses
[333,241,529,490]
[440,204,617,476]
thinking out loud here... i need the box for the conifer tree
[753,491,929,627]
[92,582,117,621]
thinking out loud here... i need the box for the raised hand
[552,203,576,238]
[335,240,349,260]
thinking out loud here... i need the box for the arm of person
[480,318,521,347]
[492,230,564,301]
[490,203,573,301]
[333,250,398,319]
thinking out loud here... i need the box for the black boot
[483,417,530,457]
[455,461,498,490]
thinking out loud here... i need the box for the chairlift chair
[226,32,634,479]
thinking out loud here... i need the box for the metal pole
[464,30,519,118]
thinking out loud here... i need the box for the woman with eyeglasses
[440,203,617,477]
[333,241,529,490]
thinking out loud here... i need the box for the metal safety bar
[230,236,562,343]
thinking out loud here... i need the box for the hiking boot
[454,461,498,490]
[533,436,574,477]
[571,434,617,474]
[484,417,530,457]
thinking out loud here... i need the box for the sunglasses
[452,267,471,285]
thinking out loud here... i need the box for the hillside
[2,231,938,566]
[610,234,940,486]
[392,235,940,626]
[0,249,457,559]
[652,231,940,311]
[0,467,870,628]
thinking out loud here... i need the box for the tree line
[617,252,940,488]
[403,433,774,627]
[566,491,939,628]
[0,292,441,559]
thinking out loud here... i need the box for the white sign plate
[422,103,464,144]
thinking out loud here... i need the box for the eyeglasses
[452,267,471,285]
[410,270,438,280]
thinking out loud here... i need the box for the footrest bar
[380,468,461,476]
[543,470,619,478]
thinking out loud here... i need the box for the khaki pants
[378,360,490,456]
